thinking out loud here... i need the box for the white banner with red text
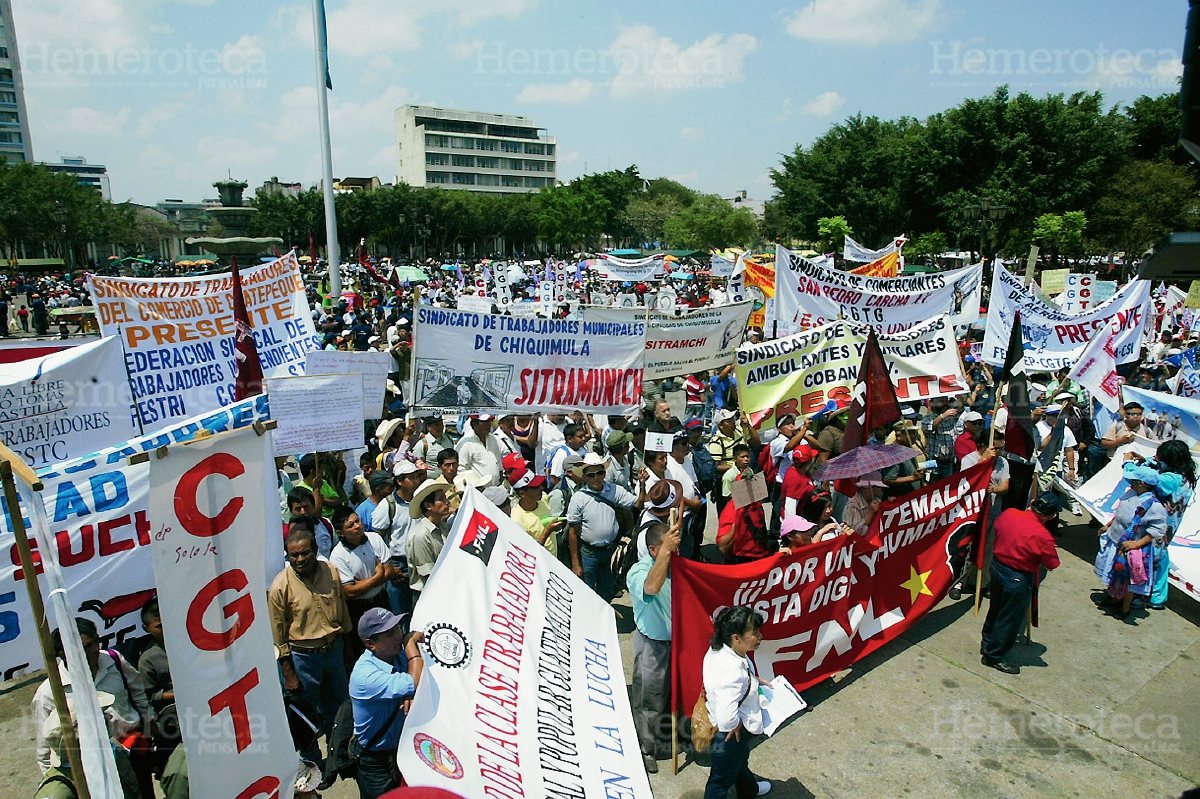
[774,245,982,333]
[0,337,139,470]
[736,316,968,428]
[149,426,296,799]
[398,489,651,798]
[982,262,1151,372]
[88,252,319,432]
[411,306,646,416]
[672,463,991,712]
[0,396,273,681]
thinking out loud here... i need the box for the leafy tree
[816,216,853,253]
[907,231,949,261]
[1093,159,1200,256]
[1032,211,1087,263]
[662,195,758,250]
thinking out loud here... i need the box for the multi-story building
[0,0,33,164]
[43,157,111,199]
[396,105,556,194]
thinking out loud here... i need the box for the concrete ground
[1,382,1195,797]
[1,513,1195,799]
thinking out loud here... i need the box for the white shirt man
[535,414,568,474]
[330,530,390,602]
[455,415,504,487]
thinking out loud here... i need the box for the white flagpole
[312,0,341,299]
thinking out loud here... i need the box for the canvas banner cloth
[398,489,651,797]
[736,316,968,428]
[88,252,318,432]
[744,258,776,328]
[411,307,645,416]
[982,262,1151,372]
[0,396,273,680]
[0,337,139,469]
[843,236,893,263]
[600,302,753,380]
[592,254,667,282]
[774,245,982,333]
[1059,441,1200,603]
[672,462,991,711]
[149,427,296,799]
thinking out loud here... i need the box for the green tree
[1093,159,1200,256]
[662,195,758,250]
[816,216,853,253]
[908,231,949,261]
[1032,211,1087,263]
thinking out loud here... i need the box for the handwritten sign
[304,350,393,417]
[265,374,363,455]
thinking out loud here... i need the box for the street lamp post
[962,198,1009,261]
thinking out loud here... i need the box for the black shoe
[981,656,1019,674]
[643,754,658,774]
[980,585,991,599]
[948,583,962,601]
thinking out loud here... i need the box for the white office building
[396,105,556,194]
[0,0,34,163]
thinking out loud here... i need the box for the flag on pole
[231,256,264,400]
[843,328,902,450]
[1067,325,1122,412]
[997,311,1036,460]
[317,0,333,89]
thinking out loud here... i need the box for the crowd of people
[24,259,1200,799]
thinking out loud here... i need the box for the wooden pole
[669,505,681,776]
[977,377,1007,617]
[0,460,90,799]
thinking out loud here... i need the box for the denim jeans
[289,639,349,749]
[580,541,616,602]
[704,730,759,799]
[355,748,400,799]
[981,559,1034,662]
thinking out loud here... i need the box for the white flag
[1067,325,1122,412]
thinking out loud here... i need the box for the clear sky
[8,0,1189,206]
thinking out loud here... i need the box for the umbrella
[813,444,920,482]
[392,265,429,283]
[669,270,693,280]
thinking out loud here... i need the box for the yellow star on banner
[901,565,934,604]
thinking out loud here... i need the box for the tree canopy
[766,88,1199,258]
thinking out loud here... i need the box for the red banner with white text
[671,462,991,713]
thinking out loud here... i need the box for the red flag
[834,328,903,495]
[843,329,902,450]
[671,462,992,714]
[231,256,264,400]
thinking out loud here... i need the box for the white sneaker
[757,781,772,796]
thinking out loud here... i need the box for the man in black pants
[981,493,1061,674]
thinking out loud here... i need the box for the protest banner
[265,374,363,456]
[1176,350,1200,400]
[774,245,982,333]
[398,489,652,798]
[745,258,775,328]
[843,236,893,263]
[1059,441,1200,603]
[1066,327,1121,412]
[1061,273,1095,313]
[672,463,991,709]
[0,337,139,470]
[149,427,296,798]
[1094,280,1118,305]
[601,302,755,380]
[982,263,1151,372]
[1187,281,1200,310]
[848,249,900,277]
[457,294,495,315]
[304,349,393,417]
[1040,268,1070,295]
[592,253,666,282]
[1122,385,1200,444]
[0,395,272,680]
[710,251,743,278]
[88,252,319,432]
[736,317,968,428]
[411,307,646,416]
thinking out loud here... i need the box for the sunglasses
[583,469,606,478]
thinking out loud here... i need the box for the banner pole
[669,505,681,775]
[0,459,90,799]
[1025,606,1033,643]
[978,381,1006,616]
